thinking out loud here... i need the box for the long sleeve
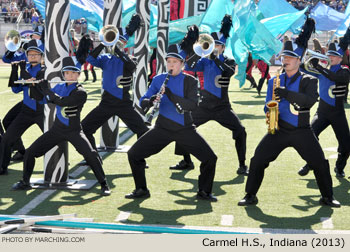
[114,46,137,74]
[48,88,87,107]
[89,43,105,59]
[285,77,318,108]
[8,64,19,87]
[315,65,350,85]
[185,56,206,72]
[213,57,235,77]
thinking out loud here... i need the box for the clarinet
[145,70,172,125]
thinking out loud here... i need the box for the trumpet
[193,34,215,57]
[266,66,283,134]
[303,49,330,74]
[98,25,119,47]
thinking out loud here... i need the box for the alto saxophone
[266,67,282,134]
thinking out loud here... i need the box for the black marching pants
[82,100,149,150]
[2,101,25,153]
[128,126,217,193]
[245,129,333,198]
[310,111,350,171]
[23,129,106,184]
[175,106,246,165]
[0,111,43,171]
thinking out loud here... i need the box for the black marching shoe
[83,70,89,82]
[0,168,8,175]
[236,165,249,175]
[91,69,97,83]
[125,188,150,199]
[319,197,341,208]
[238,194,258,206]
[334,167,345,178]
[169,160,194,170]
[11,151,25,161]
[298,164,310,176]
[12,180,32,190]
[100,182,111,196]
[196,190,217,202]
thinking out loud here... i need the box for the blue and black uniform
[1,51,29,157]
[128,72,217,195]
[174,54,247,168]
[0,63,44,174]
[21,82,108,186]
[81,44,148,150]
[244,71,334,199]
[303,64,350,174]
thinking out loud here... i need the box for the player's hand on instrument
[275,87,288,99]
[310,58,319,68]
[149,94,161,106]
[209,49,218,60]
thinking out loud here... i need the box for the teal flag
[261,8,307,38]
[335,2,350,37]
[334,14,350,37]
[229,0,282,87]
[200,0,235,33]
[257,0,304,33]
[126,15,203,48]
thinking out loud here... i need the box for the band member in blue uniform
[238,18,340,207]
[0,39,45,175]
[170,15,248,175]
[81,15,149,150]
[298,29,350,178]
[125,44,218,201]
[12,57,111,196]
[1,31,44,162]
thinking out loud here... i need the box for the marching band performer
[256,59,271,96]
[0,39,45,175]
[1,28,45,162]
[125,44,218,201]
[81,14,149,151]
[238,18,340,207]
[298,28,350,178]
[170,16,248,175]
[76,33,97,82]
[11,57,111,196]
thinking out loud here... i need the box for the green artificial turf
[0,65,349,232]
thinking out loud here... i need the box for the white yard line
[321,217,334,229]
[14,190,57,215]
[12,130,131,215]
[115,211,132,223]
[0,90,11,95]
[220,215,234,226]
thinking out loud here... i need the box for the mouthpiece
[168,70,173,74]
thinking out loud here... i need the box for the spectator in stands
[31,10,39,29]
[9,1,19,23]
[1,5,10,23]
[23,7,30,23]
